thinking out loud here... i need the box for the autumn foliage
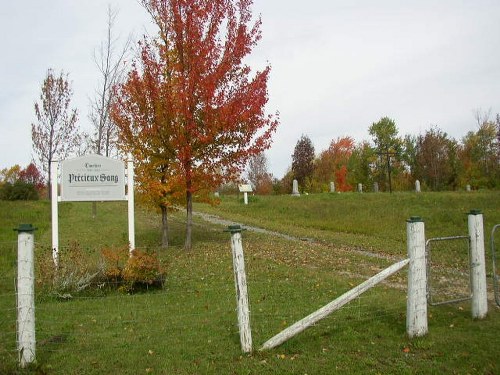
[112,0,278,249]
[0,163,45,200]
[314,137,354,192]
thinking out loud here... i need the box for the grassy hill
[0,191,499,374]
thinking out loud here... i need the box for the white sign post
[51,154,135,266]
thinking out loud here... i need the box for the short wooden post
[468,210,488,319]
[406,216,428,338]
[15,224,37,368]
[226,225,252,353]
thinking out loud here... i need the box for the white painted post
[127,154,135,253]
[406,216,428,338]
[243,192,248,205]
[260,258,409,351]
[16,224,37,368]
[468,210,488,319]
[226,225,252,353]
[50,160,59,267]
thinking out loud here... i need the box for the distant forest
[247,114,500,194]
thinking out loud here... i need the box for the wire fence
[3,216,494,370]
[426,236,472,306]
[492,224,500,307]
[0,238,408,368]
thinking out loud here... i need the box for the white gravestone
[292,179,300,196]
[330,181,335,193]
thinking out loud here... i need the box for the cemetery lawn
[0,191,498,374]
[195,190,500,257]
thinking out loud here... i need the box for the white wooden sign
[51,154,135,266]
[61,154,125,201]
[238,184,253,193]
[239,184,253,205]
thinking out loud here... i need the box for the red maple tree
[112,0,278,249]
[19,163,45,192]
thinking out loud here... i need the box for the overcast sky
[1,0,499,178]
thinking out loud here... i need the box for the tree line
[4,1,498,250]
[246,114,500,194]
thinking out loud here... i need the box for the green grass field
[0,191,499,374]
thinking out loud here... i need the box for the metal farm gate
[426,236,472,306]
[492,224,500,307]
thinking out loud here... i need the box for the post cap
[468,209,482,215]
[224,225,245,234]
[407,216,423,223]
[14,224,37,233]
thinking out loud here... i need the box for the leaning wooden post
[15,224,37,368]
[260,258,409,351]
[226,225,252,353]
[468,210,488,319]
[406,216,428,338]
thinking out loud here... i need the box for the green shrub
[0,181,39,200]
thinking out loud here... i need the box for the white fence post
[406,216,428,338]
[468,210,488,319]
[226,225,252,353]
[16,224,37,368]
[127,153,135,253]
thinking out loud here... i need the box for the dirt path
[193,211,402,262]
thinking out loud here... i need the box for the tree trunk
[161,205,168,248]
[185,189,193,251]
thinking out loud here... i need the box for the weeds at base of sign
[101,246,165,293]
[35,243,165,300]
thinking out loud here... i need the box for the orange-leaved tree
[112,0,279,250]
[314,137,354,192]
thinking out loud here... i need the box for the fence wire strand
[0,233,413,369]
